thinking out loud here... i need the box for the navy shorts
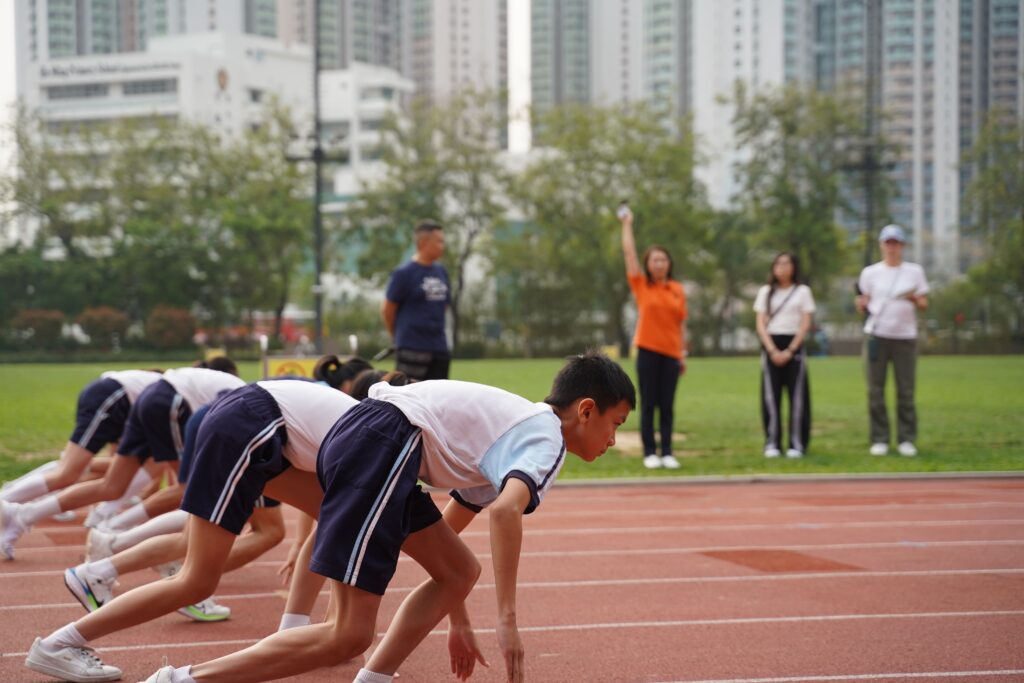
[310,399,442,596]
[181,385,288,534]
[118,380,192,463]
[69,378,132,454]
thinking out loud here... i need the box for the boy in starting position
[143,350,635,683]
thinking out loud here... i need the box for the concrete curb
[553,470,1024,488]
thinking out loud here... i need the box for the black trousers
[759,334,811,452]
[395,348,451,381]
[636,347,681,456]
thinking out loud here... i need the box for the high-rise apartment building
[818,0,1022,276]
[402,0,508,101]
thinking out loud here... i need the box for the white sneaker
[86,529,117,563]
[140,665,175,683]
[660,455,680,469]
[642,455,662,469]
[64,565,115,612]
[897,442,918,457]
[178,597,231,622]
[869,443,889,456]
[786,448,803,459]
[53,510,78,522]
[24,637,122,682]
[1,500,29,561]
[763,446,781,458]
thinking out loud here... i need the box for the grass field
[1,356,1021,483]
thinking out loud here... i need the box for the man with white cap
[855,224,930,457]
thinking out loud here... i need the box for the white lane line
[4,538,1024,578]
[483,518,1024,538]
[4,568,1023,612]
[653,670,1024,682]
[4,610,1024,658]
[542,501,1023,517]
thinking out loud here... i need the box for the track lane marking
[3,610,1024,658]
[3,568,1023,612]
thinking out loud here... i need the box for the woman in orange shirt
[619,203,687,469]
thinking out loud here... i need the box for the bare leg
[220,506,285,572]
[364,520,481,674]
[189,580,381,683]
[109,531,189,576]
[141,484,184,518]
[262,469,322,519]
[74,516,234,642]
[43,444,96,491]
[282,526,326,616]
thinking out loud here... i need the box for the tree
[730,83,878,292]
[340,90,509,350]
[501,102,708,356]
[961,112,1024,337]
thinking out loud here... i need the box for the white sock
[353,668,393,683]
[112,509,188,553]
[94,468,154,518]
[278,613,311,631]
[0,473,50,503]
[171,665,195,683]
[40,623,87,652]
[21,495,62,526]
[88,558,118,582]
[3,461,58,490]
[105,502,150,532]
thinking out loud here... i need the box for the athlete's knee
[169,567,220,602]
[250,509,287,547]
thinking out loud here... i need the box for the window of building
[123,79,178,96]
[46,83,110,100]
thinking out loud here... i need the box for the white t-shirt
[161,367,246,412]
[101,370,163,404]
[753,284,816,335]
[368,380,566,513]
[858,261,930,339]
[257,380,358,471]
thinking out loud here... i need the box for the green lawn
[1,356,1022,483]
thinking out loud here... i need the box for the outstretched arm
[489,479,532,683]
[619,210,642,279]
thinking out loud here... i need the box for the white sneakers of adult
[24,637,122,683]
[642,455,662,469]
[86,529,117,563]
[785,448,803,459]
[660,455,680,469]
[869,443,889,457]
[64,565,115,612]
[83,506,117,530]
[897,442,918,457]
[763,446,781,458]
[178,597,232,622]
[140,665,175,683]
[0,500,29,561]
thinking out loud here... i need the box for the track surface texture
[2,478,1022,682]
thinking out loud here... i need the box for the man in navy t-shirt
[382,219,452,380]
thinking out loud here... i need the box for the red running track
[1,477,1023,682]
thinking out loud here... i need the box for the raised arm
[619,210,642,279]
[489,478,532,683]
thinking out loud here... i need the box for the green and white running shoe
[177,597,231,622]
[64,565,114,612]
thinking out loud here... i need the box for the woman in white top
[753,252,816,458]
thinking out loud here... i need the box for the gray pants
[864,336,917,444]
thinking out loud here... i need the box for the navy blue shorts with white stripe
[311,399,442,596]
[181,384,288,534]
[118,380,191,463]
[70,378,131,454]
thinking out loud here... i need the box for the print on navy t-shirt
[386,261,450,353]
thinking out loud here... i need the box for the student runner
[140,350,635,683]
[24,378,361,683]
[1,365,243,560]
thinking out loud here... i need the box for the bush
[76,306,129,350]
[145,306,197,350]
[10,309,66,350]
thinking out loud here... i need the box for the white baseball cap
[878,224,907,243]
